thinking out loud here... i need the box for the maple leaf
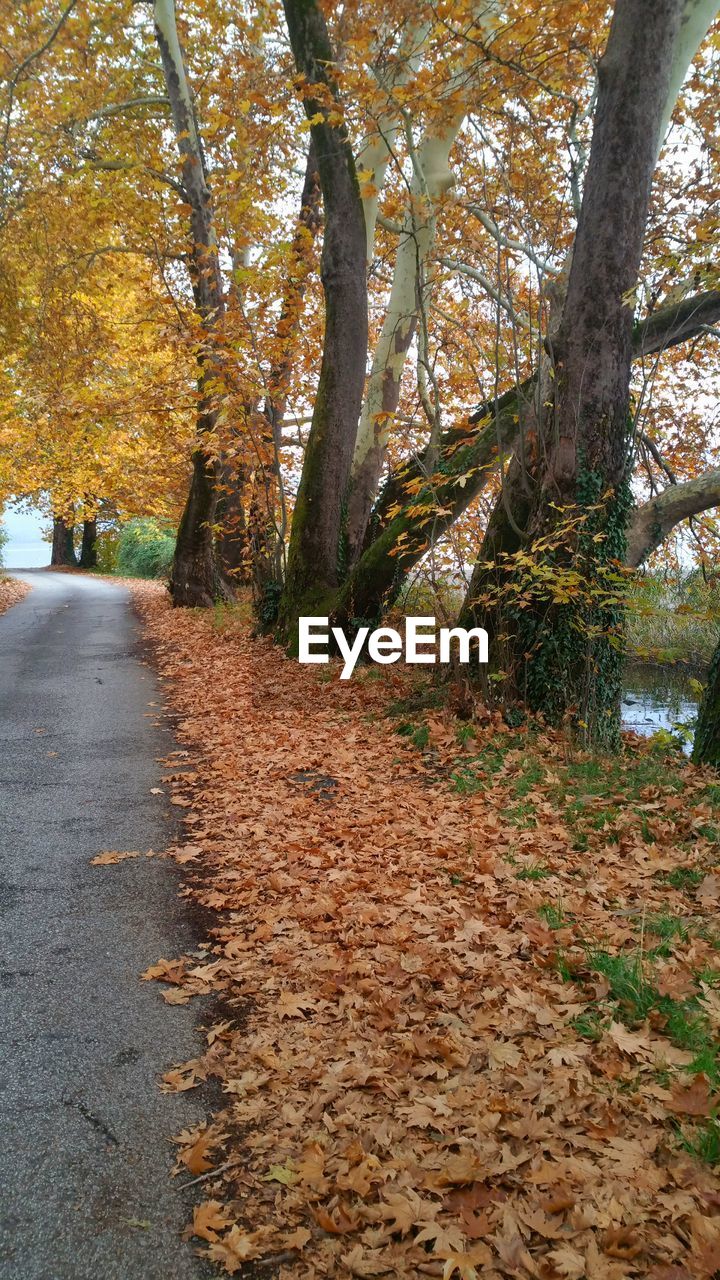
[602,1225,643,1260]
[90,849,141,865]
[262,1161,298,1186]
[314,1204,359,1234]
[280,1226,312,1251]
[141,957,187,985]
[341,1244,397,1276]
[207,1225,276,1273]
[544,1244,585,1278]
[377,1190,429,1236]
[160,1067,198,1093]
[606,1020,654,1059]
[190,1199,234,1242]
[698,873,720,904]
[179,1126,217,1174]
[487,1039,522,1070]
[442,1254,480,1280]
[276,990,317,1018]
[668,1074,714,1117]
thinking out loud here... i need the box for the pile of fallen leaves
[0,575,29,614]
[129,582,720,1279]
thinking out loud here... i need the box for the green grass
[571,1010,605,1041]
[513,758,545,798]
[516,863,550,881]
[538,902,566,929]
[644,911,690,945]
[663,867,704,891]
[450,740,513,794]
[555,943,720,1162]
[585,948,714,1058]
[679,1119,720,1165]
[395,721,430,750]
[507,801,537,830]
[116,517,175,580]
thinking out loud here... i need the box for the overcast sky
[2,503,49,568]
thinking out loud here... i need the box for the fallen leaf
[90,849,141,866]
[190,1199,234,1242]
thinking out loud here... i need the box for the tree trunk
[154,0,226,608]
[691,645,717,762]
[460,0,685,746]
[250,140,322,620]
[345,119,465,564]
[276,0,368,643]
[216,453,250,585]
[693,641,720,766]
[79,518,97,569]
[51,516,76,566]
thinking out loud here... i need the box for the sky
[1,503,50,568]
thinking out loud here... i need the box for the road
[0,570,210,1279]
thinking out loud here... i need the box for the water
[622,662,700,752]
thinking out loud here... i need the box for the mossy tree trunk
[459,0,686,746]
[276,0,368,645]
[693,642,720,766]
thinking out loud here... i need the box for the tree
[152,0,227,607]
[275,0,368,634]
[458,0,718,744]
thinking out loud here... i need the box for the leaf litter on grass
[131,582,720,1279]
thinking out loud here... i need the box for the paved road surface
[0,571,210,1279]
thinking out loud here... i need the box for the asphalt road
[0,570,210,1279]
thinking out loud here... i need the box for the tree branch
[627,469,720,567]
[634,287,720,358]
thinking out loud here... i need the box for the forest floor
[128,581,720,1280]
[0,573,30,614]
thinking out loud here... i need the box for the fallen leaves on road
[131,582,720,1279]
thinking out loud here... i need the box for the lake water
[622,662,699,752]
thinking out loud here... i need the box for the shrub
[95,528,120,574]
[116,518,175,580]
[0,522,7,568]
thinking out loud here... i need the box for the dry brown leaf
[90,849,141,866]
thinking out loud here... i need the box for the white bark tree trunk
[356,20,431,262]
[658,0,719,146]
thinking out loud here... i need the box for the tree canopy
[1,0,718,738]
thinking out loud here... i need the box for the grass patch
[555,942,720,1162]
[516,863,550,881]
[538,902,566,929]
[680,1118,720,1165]
[395,721,430,751]
[663,867,705,891]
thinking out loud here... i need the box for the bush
[0,522,7,568]
[95,528,120,574]
[116,518,175,580]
